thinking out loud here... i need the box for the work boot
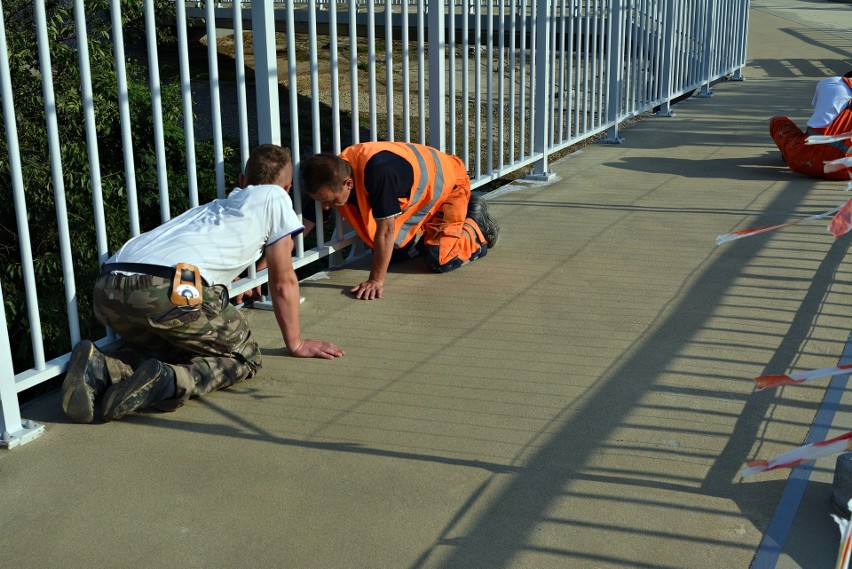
[61,340,110,424]
[102,359,176,421]
[467,194,500,249]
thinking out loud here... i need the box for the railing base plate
[524,171,556,182]
[1,420,45,450]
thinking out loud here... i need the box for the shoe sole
[102,360,165,421]
[486,229,499,249]
[61,340,97,424]
[470,199,500,249]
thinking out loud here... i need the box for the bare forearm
[368,223,396,283]
[271,272,303,352]
[350,218,396,300]
[303,219,316,236]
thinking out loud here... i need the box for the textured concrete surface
[2,1,852,568]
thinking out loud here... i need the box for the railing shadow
[424,207,849,568]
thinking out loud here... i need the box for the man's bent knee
[423,243,488,273]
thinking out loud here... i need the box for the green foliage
[0,0,238,371]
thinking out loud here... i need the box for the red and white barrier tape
[825,156,852,174]
[834,503,852,569]
[754,364,852,390]
[829,198,852,238]
[805,131,852,145]
[715,204,844,245]
[741,431,852,477]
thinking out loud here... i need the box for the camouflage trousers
[92,272,262,410]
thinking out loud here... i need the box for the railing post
[603,0,625,143]
[0,278,22,445]
[731,0,748,81]
[204,0,226,198]
[427,0,446,151]
[0,280,44,450]
[697,0,715,98]
[656,0,675,117]
[0,0,44,449]
[252,0,281,145]
[528,0,554,180]
[35,0,81,346]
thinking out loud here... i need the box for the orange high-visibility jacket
[806,76,852,153]
[337,142,466,248]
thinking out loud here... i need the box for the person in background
[769,71,852,180]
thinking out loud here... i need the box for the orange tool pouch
[169,263,203,308]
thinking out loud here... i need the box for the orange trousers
[419,174,487,273]
[769,116,850,181]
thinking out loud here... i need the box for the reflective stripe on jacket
[338,142,465,248]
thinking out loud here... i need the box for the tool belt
[100,262,207,308]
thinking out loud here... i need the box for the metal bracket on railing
[338,240,369,267]
[601,130,625,145]
[696,84,714,98]
[1,419,45,450]
[329,217,369,268]
[525,171,557,182]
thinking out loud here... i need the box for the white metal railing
[0,0,749,447]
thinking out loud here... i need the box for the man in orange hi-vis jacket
[769,71,852,180]
[300,142,499,300]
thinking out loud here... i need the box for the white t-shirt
[107,185,304,286]
[807,76,852,128]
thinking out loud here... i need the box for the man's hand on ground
[351,280,384,300]
[290,339,345,359]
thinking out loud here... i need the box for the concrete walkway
[2,1,852,568]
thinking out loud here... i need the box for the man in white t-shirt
[61,145,344,423]
[769,71,852,180]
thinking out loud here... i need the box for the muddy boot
[61,340,111,424]
[467,195,500,249]
[102,359,177,422]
